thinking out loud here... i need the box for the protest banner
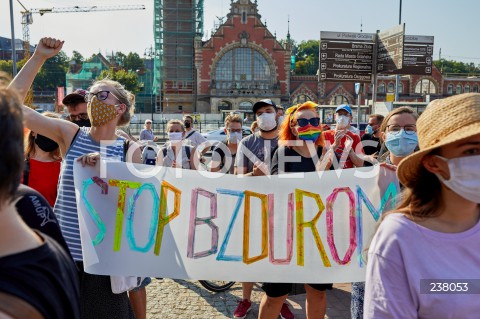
[74,162,399,283]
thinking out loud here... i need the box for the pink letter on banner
[269,193,293,265]
[187,188,219,258]
[325,187,357,265]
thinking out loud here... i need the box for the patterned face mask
[87,96,119,127]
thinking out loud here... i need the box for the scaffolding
[153,0,204,113]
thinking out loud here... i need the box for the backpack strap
[185,145,191,160]
[0,291,44,319]
[184,130,195,139]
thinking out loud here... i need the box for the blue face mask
[385,130,418,157]
[365,125,374,135]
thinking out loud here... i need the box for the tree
[123,53,145,71]
[0,60,13,75]
[433,59,480,74]
[114,52,127,67]
[97,68,141,94]
[295,40,320,75]
[33,51,69,90]
[70,50,84,64]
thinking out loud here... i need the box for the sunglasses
[296,117,320,127]
[85,90,120,103]
[66,113,89,121]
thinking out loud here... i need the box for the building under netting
[152,0,204,114]
[65,54,111,91]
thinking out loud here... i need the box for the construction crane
[16,1,145,106]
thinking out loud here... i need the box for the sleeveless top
[54,127,125,261]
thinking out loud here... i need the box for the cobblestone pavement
[147,279,352,319]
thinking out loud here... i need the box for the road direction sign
[391,35,434,75]
[319,71,372,82]
[320,31,375,82]
[377,24,405,72]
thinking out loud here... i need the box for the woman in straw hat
[364,93,480,318]
[351,106,420,319]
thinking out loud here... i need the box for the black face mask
[35,134,59,152]
[184,122,191,128]
[72,119,91,127]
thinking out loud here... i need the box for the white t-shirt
[184,129,207,147]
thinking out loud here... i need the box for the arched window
[239,101,253,110]
[215,48,273,90]
[456,84,462,94]
[329,95,348,105]
[415,79,437,94]
[473,85,479,93]
[447,84,454,94]
[218,100,232,112]
[378,83,386,93]
[464,85,470,93]
[387,83,395,92]
[292,94,312,104]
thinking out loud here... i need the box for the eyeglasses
[226,128,242,133]
[66,113,89,121]
[387,124,417,135]
[85,90,120,103]
[296,117,320,127]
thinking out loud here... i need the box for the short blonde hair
[224,114,242,127]
[166,119,185,132]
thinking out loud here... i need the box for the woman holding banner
[9,37,143,319]
[351,106,419,319]
[364,93,480,318]
[258,101,333,319]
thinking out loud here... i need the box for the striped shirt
[54,127,125,261]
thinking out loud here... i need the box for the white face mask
[277,115,285,125]
[435,155,480,203]
[336,115,350,129]
[168,132,183,141]
[228,132,242,144]
[257,112,277,131]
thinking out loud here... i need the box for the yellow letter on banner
[154,180,181,255]
[243,191,269,264]
[296,189,331,267]
[108,180,142,251]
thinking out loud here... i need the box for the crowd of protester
[0,37,478,319]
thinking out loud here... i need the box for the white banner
[74,162,399,283]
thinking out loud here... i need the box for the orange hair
[278,101,324,147]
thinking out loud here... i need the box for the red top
[25,159,61,207]
[323,130,363,169]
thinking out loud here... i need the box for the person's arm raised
[9,37,78,155]
[8,37,64,101]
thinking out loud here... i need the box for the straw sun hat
[397,93,480,187]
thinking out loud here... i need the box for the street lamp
[395,0,403,102]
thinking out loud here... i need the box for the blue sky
[1,0,479,64]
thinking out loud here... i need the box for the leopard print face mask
[87,96,119,127]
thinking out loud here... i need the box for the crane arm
[29,5,145,15]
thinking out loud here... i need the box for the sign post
[355,83,362,126]
[319,31,375,82]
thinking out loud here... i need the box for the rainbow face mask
[297,124,322,142]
